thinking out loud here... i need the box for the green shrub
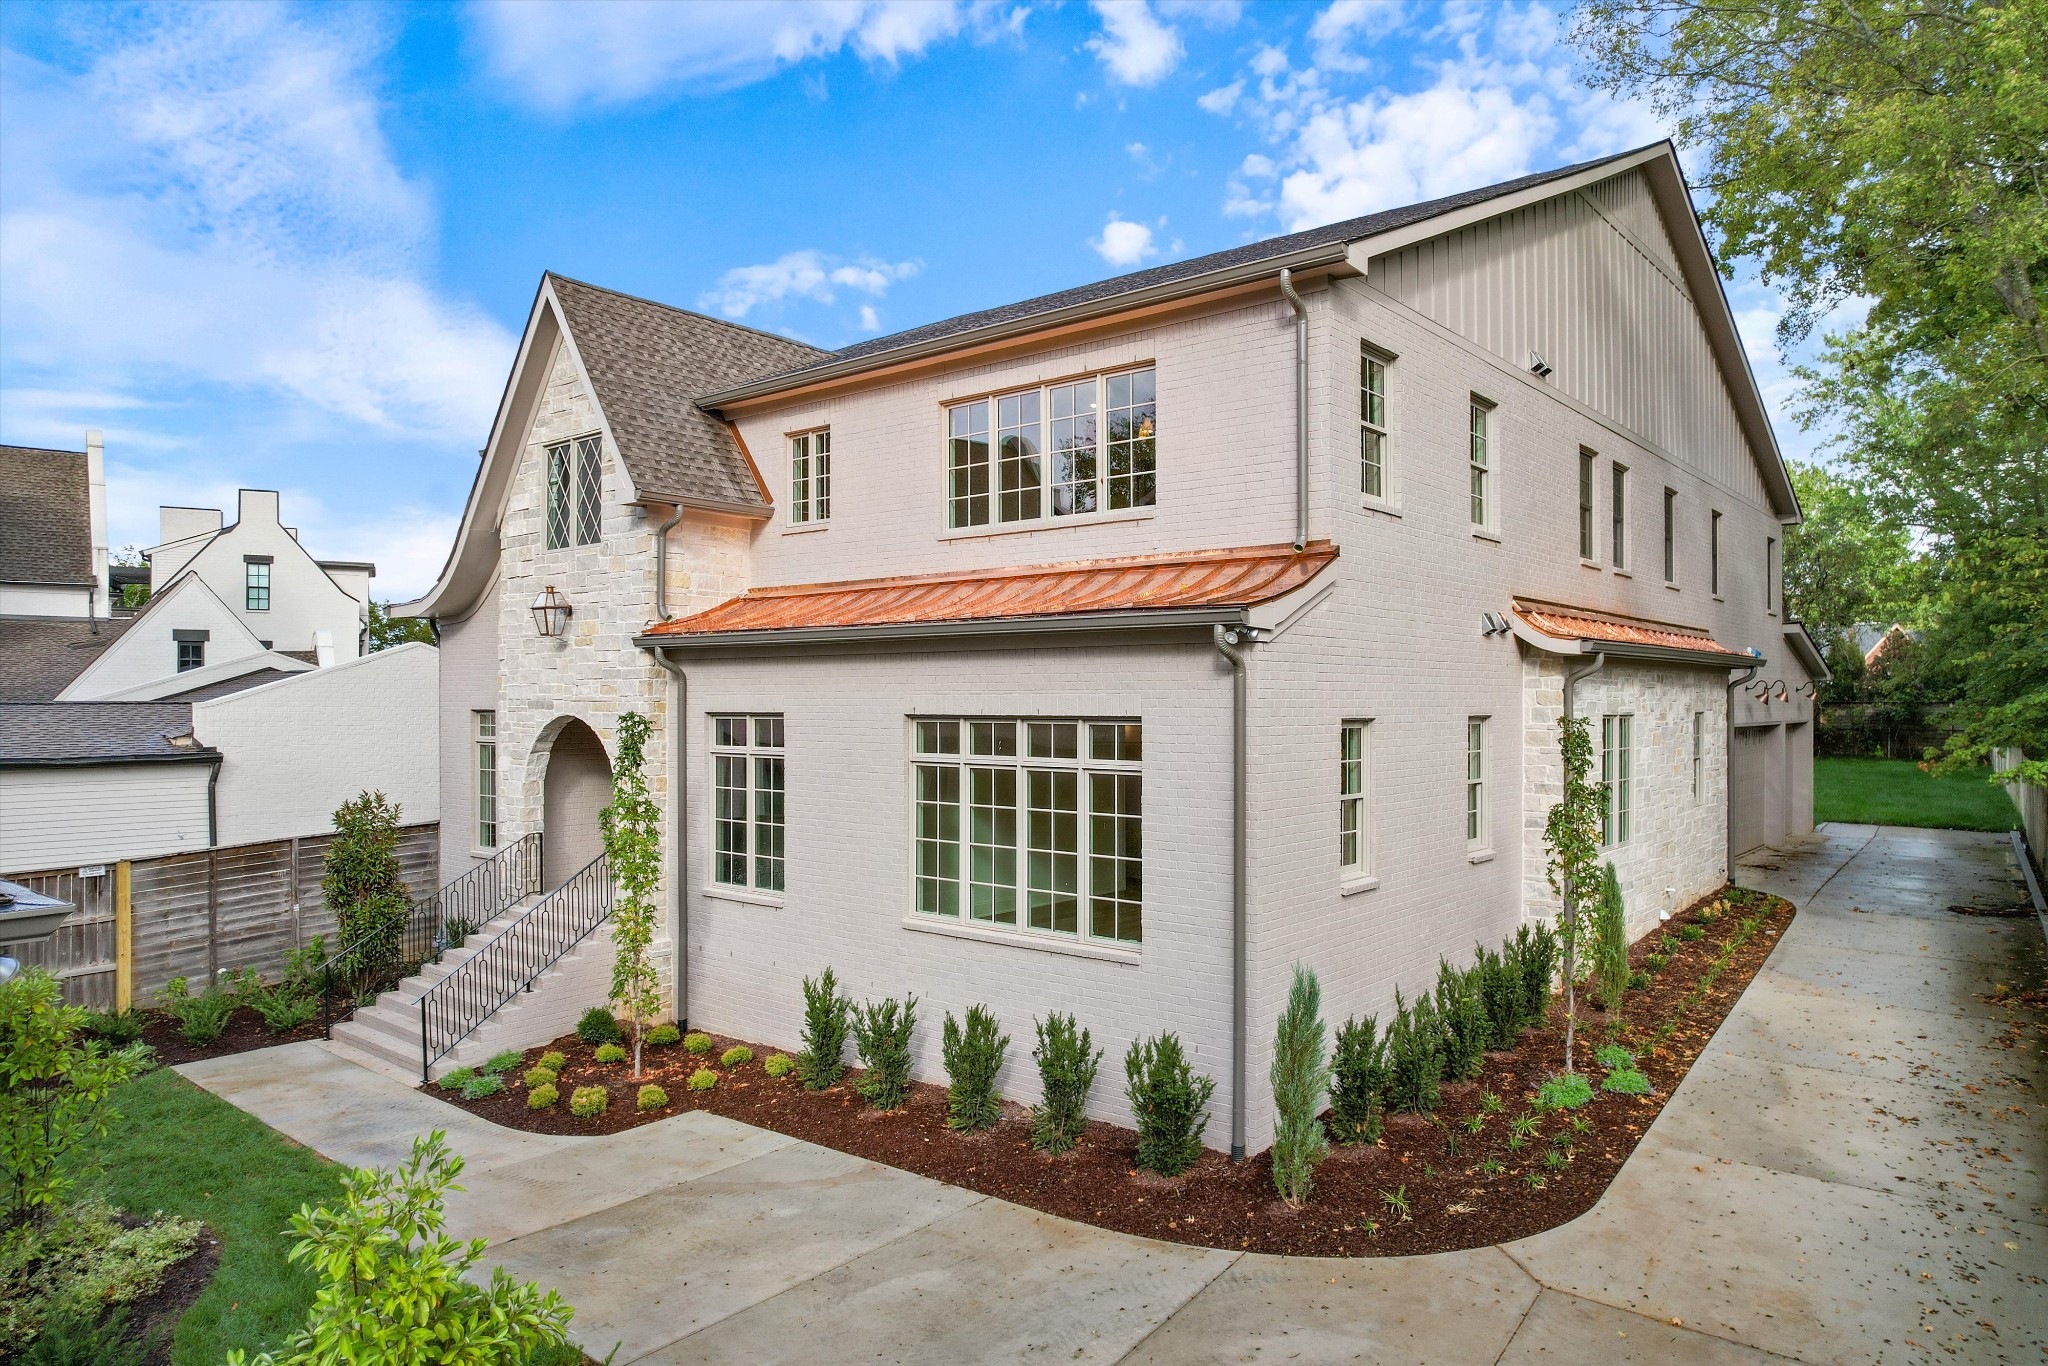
[1591,863,1629,1015]
[1679,924,1706,942]
[1269,966,1331,1207]
[81,1008,146,1046]
[721,1046,753,1067]
[248,987,318,1034]
[156,975,237,1048]
[1592,1042,1634,1070]
[1124,1032,1216,1177]
[1602,1066,1652,1095]
[569,1086,608,1118]
[684,1031,714,1054]
[1626,970,1650,992]
[797,967,853,1090]
[224,1133,572,1366]
[646,1025,681,1047]
[1475,944,1523,1048]
[1436,960,1490,1081]
[481,1050,524,1075]
[436,1067,476,1091]
[1644,952,1669,973]
[523,1066,559,1090]
[526,1083,559,1110]
[1384,988,1443,1115]
[593,1043,626,1065]
[459,1074,504,1101]
[1509,920,1558,1027]
[1535,1073,1594,1110]
[763,1053,794,1078]
[322,792,411,989]
[0,1196,200,1344]
[636,1085,668,1111]
[539,1050,567,1071]
[576,1008,621,1045]
[688,1068,718,1091]
[852,994,918,1111]
[941,1004,1009,1133]
[1328,1013,1390,1144]
[21,1305,145,1366]
[1030,1013,1101,1155]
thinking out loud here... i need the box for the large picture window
[546,434,603,550]
[1602,713,1632,846]
[913,718,1142,945]
[947,368,1154,529]
[711,714,785,892]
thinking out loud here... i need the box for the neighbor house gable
[57,572,281,700]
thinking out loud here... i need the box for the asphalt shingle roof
[0,701,215,766]
[0,446,93,586]
[548,275,826,508]
[0,616,136,701]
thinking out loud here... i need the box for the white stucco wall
[0,763,213,874]
[0,584,94,618]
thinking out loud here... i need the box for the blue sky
[1,1,1825,599]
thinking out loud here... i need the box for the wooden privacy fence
[3,823,438,1009]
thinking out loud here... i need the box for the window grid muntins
[712,715,785,892]
[574,435,602,545]
[475,711,497,849]
[1662,488,1677,583]
[1611,464,1628,568]
[1691,711,1705,803]
[913,718,1142,945]
[546,444,571,549]
[947,368,1153,530]
[1468,400,1491,528]
[789,430,832,525]
[176,639,204,673]
[1465,719,1487,847]
[545,436,603,549]
[1360,351,1388,500]
[1602,714,1633,846]
[245,561,270,612]
[1340,722,1370,874]
[1579,451,1596,559]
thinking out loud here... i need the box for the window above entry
[947,366,1155,530]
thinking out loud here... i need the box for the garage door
[1731,724,1784,856]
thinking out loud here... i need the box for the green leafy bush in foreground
[1030,1013,1100,1156]
[0,1197,201,1343]
[941,1004,1009,1133]
[1124,1032,1215,1177]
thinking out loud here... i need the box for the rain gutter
[1212,623,1253,1163]
[1726,664,1759,882]
[633,605,1252,653]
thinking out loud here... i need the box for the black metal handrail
[417,852,613,1079]
[319,832,543,1038]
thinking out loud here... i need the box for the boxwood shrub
[569,1086,608,1118]
[527,1083,559,1110]
[721,1045,753,1067]
[594,1043,626,1065]
[762,1053,794,1078]
[688,1068,718,1091]
[637,1084,668,1111]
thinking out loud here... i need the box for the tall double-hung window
[912,718,1142,945]
[1611,464,1629,568]
[1339,722,1372,877]
[1579,451,1596,559]
[789,429,831,525]
[1465,718,1488,848]
[1468,398,1494,529]
[545,434,603,549]
[1710,510,1723,594]
[1360,349,1390,500]
[711,715,785,893]
[1601,714,1632,846]
[1662,487,1678,583]
[244,556,271,611]
[1691,711,1705,803]
[474,711,497,850]
[947,369,1155,529]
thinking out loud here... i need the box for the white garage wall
[0,763,213,873]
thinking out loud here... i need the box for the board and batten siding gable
[1368,169,1770,511]
[0,763,212,873]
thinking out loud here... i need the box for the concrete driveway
[182,825,2047,1364]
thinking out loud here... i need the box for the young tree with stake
[602,712,662,1079]
[1542,714,1605,1074]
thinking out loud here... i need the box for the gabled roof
[0,616,135,701]
[0,701,216,767]
[0,445,92,586]
[548,275,825,508]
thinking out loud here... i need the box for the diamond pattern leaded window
[545,442,572,549]
[545,435,603,549]
[574,435,602,545]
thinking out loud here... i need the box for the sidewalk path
[182,825,2046,1364]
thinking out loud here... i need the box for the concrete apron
[180,825,2047,1365]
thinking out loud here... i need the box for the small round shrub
[527,1083,559,1110]
[637,1084,668,1111]
[539,1050,568,1071]
[720,1045,753,1067]
[683,1031,714,1055]
[1626,970,1650,992]
[523,1066,559,1090]
[570,1086,608,1118]
[436,1067,476,1091]
[1534,1073,1595,1110]
[594,1043,626,1064]
[481,1049,524,1075]
[762,1053,794,1079]
[1644,952,1669,972]
[1679,924,1706,941]
[577,1008,622,1045]
[1602,1066,1652,1095]
[646,1024,681,1047]
[459,1073,505,1101]
[1592,1042,1634,1070]
[688,1068,718,1091]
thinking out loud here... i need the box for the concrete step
[329,1017,423,1076]
[321,1034,422,1088]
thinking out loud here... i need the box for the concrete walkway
[182,825,2047,1365]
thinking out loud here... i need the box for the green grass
[61,1067,344,1364]
[1815,758,2020,832]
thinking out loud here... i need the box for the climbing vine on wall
[602,711,663,1079]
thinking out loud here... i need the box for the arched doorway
[541,718,612,888]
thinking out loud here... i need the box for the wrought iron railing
[416,853,613,1079]
[319,833,542,1038]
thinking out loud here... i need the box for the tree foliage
[1543,715,1604,1073]
[322,791,410,981]
[601,711,663,1078]
[1268,965,1331,1207]
[1782,460,1924,652]
[366,602,435,652]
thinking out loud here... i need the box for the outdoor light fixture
[530,585,573,638]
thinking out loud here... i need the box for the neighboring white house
[0,436,110,620]
[398,142,1828,1152]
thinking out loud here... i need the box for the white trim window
[1360,348,1390,501]
[1662,487,1678,583]
[1610,463,1629,568]
[1465,718,1488,848]
[913,718,1142,945]
[1691,711,1705,803]
[1579,450,1596,559]
[1468,398,1494,529]
[789,429,831,525]
[712,714,786,892]
[1602,713,1633,846]
[475,711,497,850]
[546,434,604,550]
[244,558,271,612]
[1710,510,1723,594]
[1766,536,1779,613]
[1340,721,1371,876]
[947,368,1155,529]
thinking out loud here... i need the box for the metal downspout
[1278,269,1309,552]
[206,756,222,847]
[1725,665,1758,884]
[652,504,685,622]
[1213,624,1250,1162]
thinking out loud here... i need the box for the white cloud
[1196,79,1242,114]
[468,0,968,110]
[1239,153,1277,178]
[1309,0,1407,74]
[1157,0,1243,27]
[858,304,881,330]
[1091,214,1158,267]
[700,249,920,319]
[1085,1,1184,87]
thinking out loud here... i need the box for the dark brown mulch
[425,887,1794,1257]
[138,1007,325,1067]
[129,1225,222,1366]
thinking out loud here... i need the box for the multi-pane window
[1340,722,1371,876]
[1579,450,1596,559]
[1468,399,1493,529]
[1662,488,1677,583]
[244,559,271,612]
[1360,350,1389,500]
[475,711,497,849]
[1710,510,1723,594]
[913,718,1142,945]
[1610,463,1629,568]
[711,715,785,892]
[1465,718,1487,848]
[1691,711,1705,803]
[1765,536,1779,612]
[1601,714,1633,846]
[175,638,204,673]
[789,429,831,525]
[545,434,604,550]
[947,368,1154,529]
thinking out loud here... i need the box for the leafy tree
[1543,715,1605,1073]
[1922,535,2048,785]
[601,711,662,1078]
[1782,461,1924,650]
[322,792,410,982]
[367,601,435,652]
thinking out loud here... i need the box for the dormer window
[947,366,1155,530]
[789,429,831,526]
[546,434,603,549]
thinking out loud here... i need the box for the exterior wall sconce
[531,585,573,638]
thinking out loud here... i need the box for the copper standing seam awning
[1510,597,1759,667]
[637,542,1338,648]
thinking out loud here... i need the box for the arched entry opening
[541,718,612,888]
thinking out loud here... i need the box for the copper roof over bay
[644,543,1338,639]
[1513,598,1748,658]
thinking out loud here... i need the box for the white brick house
[399,142,1826,1153]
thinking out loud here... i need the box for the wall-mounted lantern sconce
[531,585,573,638]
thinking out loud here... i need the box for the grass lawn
[1815,757,2021,832]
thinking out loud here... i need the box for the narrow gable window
[1610,463,1629,568]
[244,557,271,612]
[711,715,786,893]
[174,632,205,673]
[1465,718,1488,849]
[1602,714,1632,846]
[1468,398,1493,530]
[789,429,831,526]
[1710,510,1723,594]
[1360,349,1390,501]
[475,711,497,850]
[1579,451,1596,559]
[1340,722,1371,878]
[947,368,1153,530]
[1691,711,1705,803]
[545,434,604,549]
[1766,536,1779,612]
[1662,487,1677,583]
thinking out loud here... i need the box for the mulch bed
[138,1006,326,1067]
[425,887,1794,1257]
[130,1226,222,1366]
